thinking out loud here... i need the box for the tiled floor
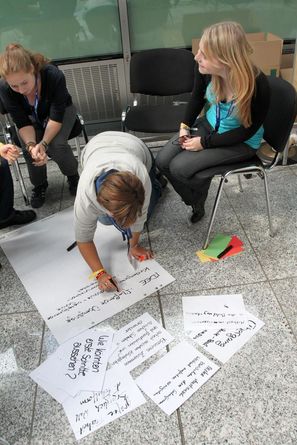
[1,154,297,445]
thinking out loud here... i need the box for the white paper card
[136,341,219,416]
[30,330,113,397]
[188,311,264,363]
[0,208,175,343]
[109,313,174,371]
[62,365,146,440]
[183,294,248,331]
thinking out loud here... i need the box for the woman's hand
[182,136,203,151]
[97,271,118,292]
[0,144,20,162]
[129,245,153,261]
[30,143,48,166]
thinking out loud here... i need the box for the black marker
[67,241,77,252]
[109,277,119,292]
[217,245,233,259]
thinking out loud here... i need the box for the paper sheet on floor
[0,207,175,343]
[136,341,219,416]
[187,311,264,363]
[183,294,248,331]
[30,329,113,399]
[109,312,174,371]
[62,365,146,440]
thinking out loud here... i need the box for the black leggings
[156,117,256,206]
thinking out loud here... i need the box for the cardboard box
[192,32,283,77]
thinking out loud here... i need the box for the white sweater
[74,131,152,242]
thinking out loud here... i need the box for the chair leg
[203,176,226,249]
[74,137,81,167]
[262,171,274,237]
[12,159,30,205]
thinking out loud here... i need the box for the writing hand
[97,271,119,292]
[0,144,20,162]
[182,136,203,151]
[129,245,154,261]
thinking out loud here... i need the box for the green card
[203,233,232,258]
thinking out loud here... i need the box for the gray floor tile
[270,277,297,337]
[0,313,44,445]
[159,282,297,445]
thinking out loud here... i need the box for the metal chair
[200,76,297,249]
[122,48,195,136]
[68,112,89,165]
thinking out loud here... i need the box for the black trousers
[0,159,14,222]
[156,117,256,206]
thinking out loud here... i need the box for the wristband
[88,268,105,280]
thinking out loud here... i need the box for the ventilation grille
[59,59,127,123]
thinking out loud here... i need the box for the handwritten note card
[30,330,113,397]
[109,313,174,371]
[0,208,175,343]
[136,341,219,416]
[62,365,146,440]
[183,294,248,331]
[188,311,264,363]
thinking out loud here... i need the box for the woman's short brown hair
[97,171,145,228]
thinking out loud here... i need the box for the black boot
[31,181,48,208]
[0,209,36,229]
[67,173,79,196]
[190,202,205,223]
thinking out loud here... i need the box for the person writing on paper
[0,43,80,209]
[74,131,163,292]
[156,21,270,223]
[0,143,36,229]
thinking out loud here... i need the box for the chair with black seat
[122,48,195,136]
[201,76,297,249]
[68,112,89,165]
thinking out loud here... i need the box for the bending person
[0,43,79,208]
[156,21,270,223]
[74,131,163,292]
[0,143,36,229]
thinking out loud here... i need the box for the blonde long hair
[0,43,49,78]
[200,21,258,127]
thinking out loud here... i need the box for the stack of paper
[196,234,244,263]
[182,294,264,363]
[30,313,176,440]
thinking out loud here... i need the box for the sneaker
[31,182,48,208]
[190,202,205,223]
[67,173,79,196]
[156,172,168,189]
[0,209,36,229]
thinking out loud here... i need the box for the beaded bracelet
[88,268,105,280]
[41,140,49,151]
[25,141,36,152]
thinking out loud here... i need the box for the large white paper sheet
[136,341,219,416]
[183,294,248,331]
[109,313,174,371]
[30,329,113,397]
[188,311,264,363]
[0,208,175,343]
[62,365,146,440]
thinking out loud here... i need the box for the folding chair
[122,48,195,137]
[200,76,297,248]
